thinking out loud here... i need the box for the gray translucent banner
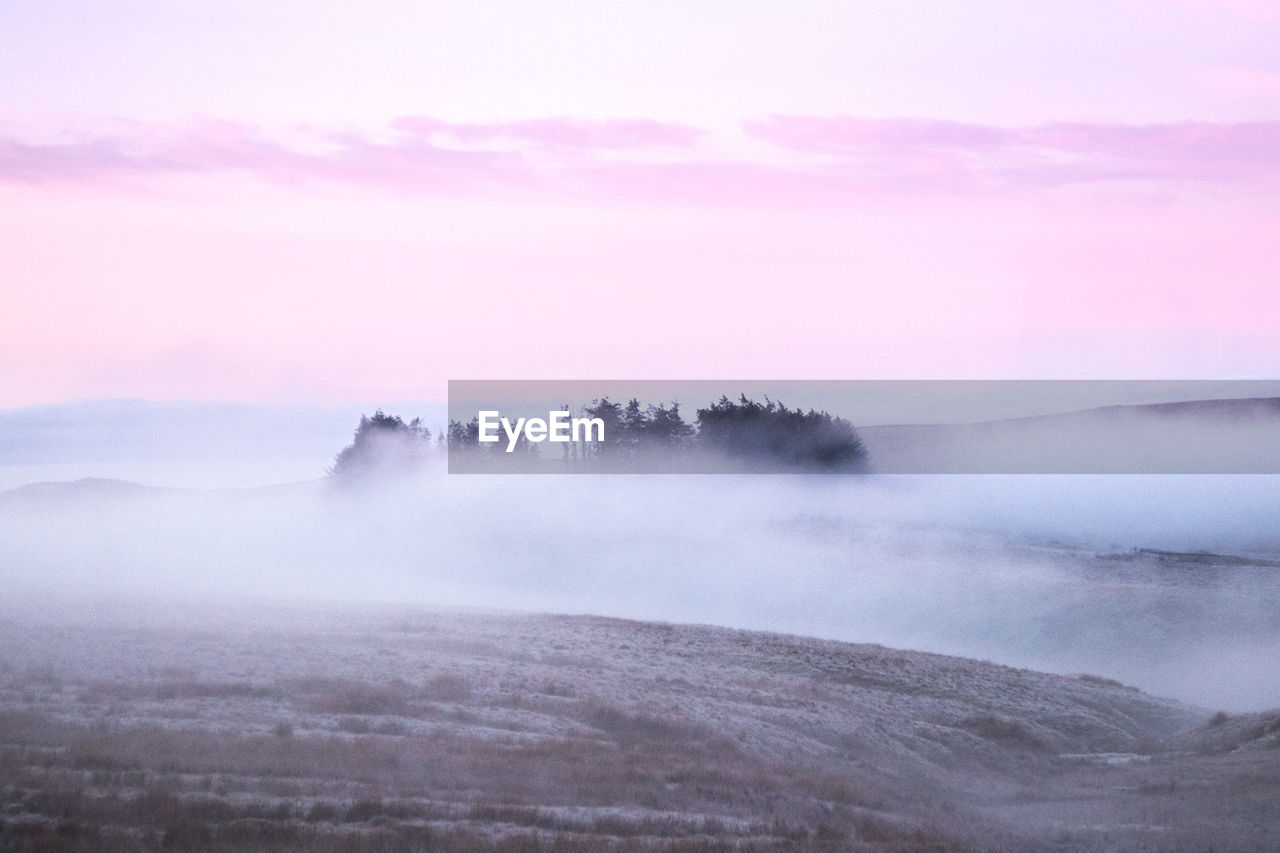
[447,380,1280,474]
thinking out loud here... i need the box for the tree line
[330,395,867,481]
[445,394,867,473]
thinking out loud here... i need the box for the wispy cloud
[0,117,530,194]
[391,116,704,150]
[3,115,1277,203]
[744,116,1280,191]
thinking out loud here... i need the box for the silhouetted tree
[330,410,433,483]
[643,401,695,448]
[446,417,481,451]
[558,404,574,461]
[582,398,624,461]
[695,394,866,471]
[620,398,647,453]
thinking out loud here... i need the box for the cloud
[2,114,1278,203]
[0,117,532,195]
[744,116,1280,191]
[391,116,704,150]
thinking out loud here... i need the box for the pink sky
[2,0,1278,406]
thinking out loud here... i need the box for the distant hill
[0,476,160,501]
[0,399,446,489]
[859,396,1280,473]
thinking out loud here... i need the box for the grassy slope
[0,602,1277,851]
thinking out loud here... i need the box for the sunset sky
[3,0,1278,406]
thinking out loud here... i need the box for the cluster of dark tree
[696,395,867,471]
[329,410,437,483]
[439,399,694,467]
[577,398,697,459]
[446,394,867,473]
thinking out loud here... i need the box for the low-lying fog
[3,466,1279,712]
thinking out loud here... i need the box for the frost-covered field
[2,599,1278,851]
[3,470,1280,849]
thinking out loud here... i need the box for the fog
[0,399,446,490]
[3,464,1279,711]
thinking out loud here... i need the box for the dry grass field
[2,600,1278,851]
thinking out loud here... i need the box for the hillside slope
[2,601,1276,850]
